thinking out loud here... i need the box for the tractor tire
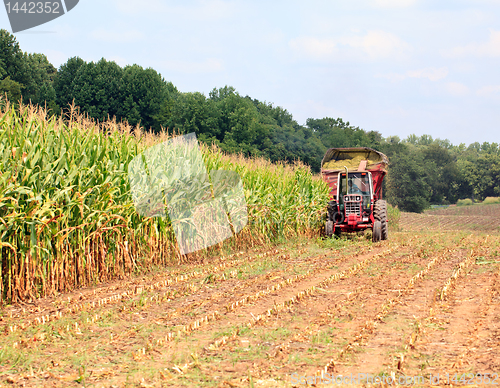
[332,210,344,224]
[374,199,388,240]
[372,220,382,242]
[325,221,333,237]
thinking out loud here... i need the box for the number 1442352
[5,2,61,14]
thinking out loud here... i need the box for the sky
[2,0,500,146]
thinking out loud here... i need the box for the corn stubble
[0,100,328,303]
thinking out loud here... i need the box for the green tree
[119,65,174,130]
[0,30,58,113]
[165,92,219,138]
[0,29,24,82]
[307,117,382,151]
[0,29,27,105]
[54,56,86,109]
[213,89,259,151]
[386,147,430,213]
[0,76,22,103]
[457,154,500,200]
[22,53,58,107]
[422,144,461,204]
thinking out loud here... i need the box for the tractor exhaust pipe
[344,166,348,195]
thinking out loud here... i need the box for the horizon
[2,0,500,146]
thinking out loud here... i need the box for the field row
[400,212,500,232]
[1,231,499,387]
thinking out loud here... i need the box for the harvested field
[1,227,499,387]
[401,203,500,232]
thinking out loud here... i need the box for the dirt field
[1,209,500,387]
[400,203,500,232]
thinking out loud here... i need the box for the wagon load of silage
[321,147,388,172]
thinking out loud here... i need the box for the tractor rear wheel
[374,200,388,240]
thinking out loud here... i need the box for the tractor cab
[337,172,373,224]
[331,171,373,226]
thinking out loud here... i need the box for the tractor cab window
[347,173,370,196]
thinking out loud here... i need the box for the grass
[310,328,335,345]
[364,262,382,276]
[388,203,401,231]
[316,234,366,251]
[483,197,500,204]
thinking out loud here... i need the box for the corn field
[0,100,329,303]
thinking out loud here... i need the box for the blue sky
[2,0,500,145]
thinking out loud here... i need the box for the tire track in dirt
[309,235,475,374]
[71,243,398,386]
[286,235,477,373]
[160,235,451,386]
[244,235,458,373]
[92,247,347,336]
[317,247,467,377]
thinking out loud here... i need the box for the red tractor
[321,147,389,242]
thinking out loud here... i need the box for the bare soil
[400,203,500,232]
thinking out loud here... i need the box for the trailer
[321,147,389,242]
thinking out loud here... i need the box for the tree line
[2,29,499,213]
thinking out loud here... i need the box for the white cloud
[446,82,469,96]
[289,30,411,62]
[287,99,346,125]
[111,0,237,21]
[341,30,411,60]
[376,67,448,82]
[159,58,224,74]
[375,72,407,82]
[108,56,129,67]
[372,0,418,8]
[445,29,500,58]
[288,37,338,60]
[477,85,500,97]
[111,0,168,14]
[407,67,449,81]
[43,49,69,68]
[89,29,145,43]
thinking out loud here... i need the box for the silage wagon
[321,147,389,242]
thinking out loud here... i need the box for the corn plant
[0,100,329,303]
